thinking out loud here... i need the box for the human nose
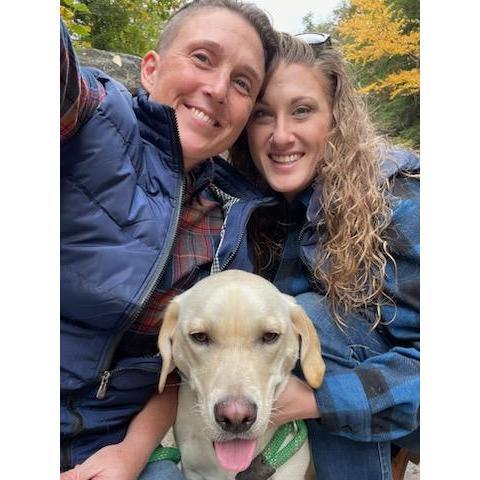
[270,118,295,148]
[204,69,229,103]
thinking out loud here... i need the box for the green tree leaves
[60,0,182,56]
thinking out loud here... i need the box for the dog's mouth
[213,438,258,472]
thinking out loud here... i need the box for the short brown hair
[156,0,277,72]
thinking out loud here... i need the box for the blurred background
[60,0,419,149]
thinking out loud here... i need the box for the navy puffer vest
[60,68,271,469]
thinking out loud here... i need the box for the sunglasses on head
[295,32,332,50]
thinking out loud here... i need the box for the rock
[405,461,420,480]
[77,48,142,94]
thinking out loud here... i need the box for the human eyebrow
[290,96,317,104]
[188,40,221,60]
[190,40,262,85]
[197,41,262,84]
[190,39,221,51]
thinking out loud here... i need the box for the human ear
[141,50,160,94]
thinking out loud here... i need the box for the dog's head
[158,270,324,470]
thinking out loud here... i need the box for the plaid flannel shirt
[60,21,104,141]
[275,171,420,443]
[119,177,224,355]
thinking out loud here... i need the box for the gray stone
[405,461,420,480]
[78,48,142,94]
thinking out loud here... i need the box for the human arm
[271,313,419,443]
[272,174,420,443]
[60,380,179,480]
[60,20,104,141]
[312,340,419,443]
[272,337,419,445]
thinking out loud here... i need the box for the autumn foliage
[337,0,419,99]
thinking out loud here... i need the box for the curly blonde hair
[230,32,394,327]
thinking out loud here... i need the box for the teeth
[270,154,302,164]
[190,107,216,126]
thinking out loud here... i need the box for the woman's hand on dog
[271,375,320,426]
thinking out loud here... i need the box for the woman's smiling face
[246,62,333,201]
[141,8,265,171]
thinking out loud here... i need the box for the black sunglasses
[295,32,332,50]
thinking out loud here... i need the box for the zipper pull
[96,370,111,399]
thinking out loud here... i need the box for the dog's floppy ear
[283,295,325,389]
[157,300,179,393]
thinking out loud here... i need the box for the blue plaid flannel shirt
[276,151,420,443]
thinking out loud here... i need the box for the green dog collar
[148,445,181,464]
[237,420,308,479]
[148,419,307,480]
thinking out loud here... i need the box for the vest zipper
[298,223,326,294]
[96,370,112,399]
[220,197,277,271]
[61,397,83,470]
[95,107,185,400]
[298,224,313,275]
[95,190,185,399]
[95,360,162,400]
[62,106,184,468]
[60,442,71,472]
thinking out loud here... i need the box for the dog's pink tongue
[213,439,258,472]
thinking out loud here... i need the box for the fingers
[60,465,81,480]
[60,463,96,480]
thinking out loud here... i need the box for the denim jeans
[138,460,184,480]
[295,292,403,480]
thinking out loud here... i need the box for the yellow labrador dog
[158,270,325,480]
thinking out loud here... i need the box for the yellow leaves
[339,0,419,62]
[361,68,419,99]
[60,5,74,20]
[338,0,419,98]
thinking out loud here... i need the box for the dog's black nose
[214,396,257,434]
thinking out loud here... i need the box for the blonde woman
[230,32,419,480]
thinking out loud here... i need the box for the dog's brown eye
[262,332,279,344]
[190,332,210,345]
